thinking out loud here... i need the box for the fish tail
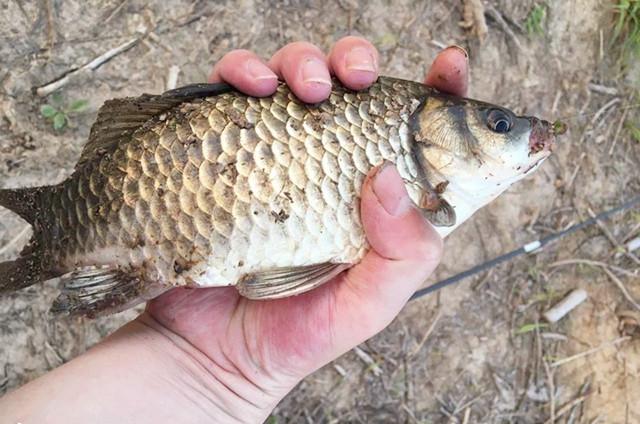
[0,186,48,225]
[0,186,52,292]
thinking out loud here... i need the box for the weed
[40,92,88,131]
[524,3,547,36]
[515,322,549,335]
[612,0,640,64]
[626,120,640,143]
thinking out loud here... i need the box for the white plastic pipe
[543,289,588,323]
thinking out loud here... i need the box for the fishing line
[410,194,640,301]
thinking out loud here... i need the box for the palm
[148,254,428,385]
[148,273,342,381]
[146,169,441,386]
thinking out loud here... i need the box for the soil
[1,0,639,422]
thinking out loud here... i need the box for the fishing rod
[410,195,640,301]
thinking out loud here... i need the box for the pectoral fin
[422,198,456,227]
[418,183,456,227]
[236,263,350,300]
[51,266,167,318]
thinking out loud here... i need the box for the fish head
[412,95,563,233]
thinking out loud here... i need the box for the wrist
[132,313,299,423]
[0,314,297,424]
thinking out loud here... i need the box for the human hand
[0,38,469,424]
[143,38,469,422]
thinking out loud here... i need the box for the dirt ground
[1,0,639,422]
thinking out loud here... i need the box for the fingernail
[445,45,469,60]
[372,163,412,216]
[301,57,331,86]
[247,58,277,81]
[345,46,377,73]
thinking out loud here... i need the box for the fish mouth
[528,118,556,155]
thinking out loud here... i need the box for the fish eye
[487,109,513,134]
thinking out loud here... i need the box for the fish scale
[49,79,423,290]
[0,76,559,317]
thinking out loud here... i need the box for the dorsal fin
[76,82,234,168]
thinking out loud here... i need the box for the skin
[0,37,468,424]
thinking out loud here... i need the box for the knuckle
[417,231,443,264]
[281,41,324,56]
[338,35,372,46]
[222,49,253,61]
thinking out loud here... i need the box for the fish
[0,76,561,317]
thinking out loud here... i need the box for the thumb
[331,164,443,347]
[360,163,442,263]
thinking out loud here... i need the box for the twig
[551,91,562,115]
[623,222,640,244]
[566,152,586,190]
[102,0,128,26]
[588,83,618,96]
[353,346,382,376]
[548,259,638,278]
[627,237,640,253]
[45,0,56,48]
[543,359,555,422]
[461,408,471,424]
[551,336,630,368]
[460,0,488,42]
[429,39,447,50]
[543,393,591,424]
[409,309,441,356]
[608,107,629,155]
[35,37,140,97]
[588,207,640,265]
[591,98,621,125]
[401,404,421,424]
[579,98,621,143]
[567,377,591,424]
[0,225,31,258]
[601,266,640,312]
[535,318,555,422]
[484,5,522,50]
[541,332,569,342]
[333,363,347,377]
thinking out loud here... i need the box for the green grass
[626,121,640,143]
[40,92,88,131]
[613,0,640,63]
[524,3,547,36]
[515,322,549,335]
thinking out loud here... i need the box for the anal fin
[51,266,167,318]
[237,262,350,300]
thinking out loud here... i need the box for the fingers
[209,38,381,103]
[328,36,379,90]
[425,45,469,97]
[329,164,442,347]
[267,42,332,103]
[208,42,469,101]
[208,49,278,97]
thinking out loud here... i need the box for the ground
[1,0,639,423]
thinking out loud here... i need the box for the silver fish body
[0,76,559,316]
